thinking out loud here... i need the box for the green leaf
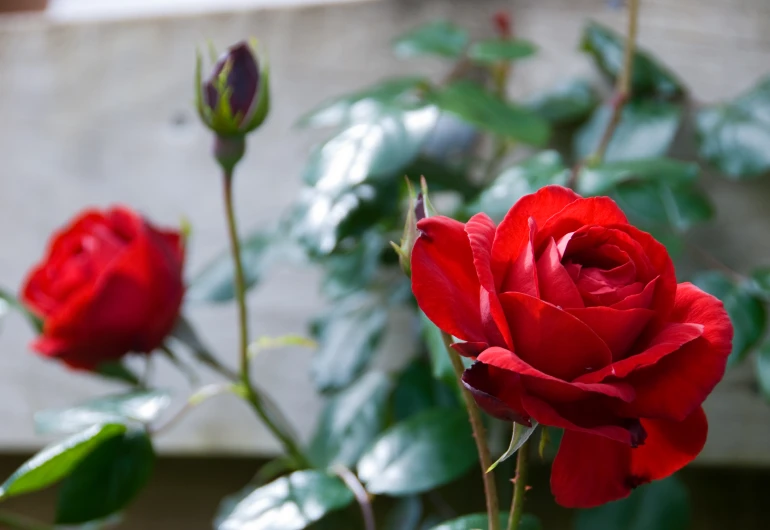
[580,21,685,99]
[393,21,469,59]
[35,390,171,436]
[187,230,275,303]
[696,76,770,179]
[577,158,699,196]
[693,271,766,367]
[756,339,770,402]
[613,181,714,233]
[748,268,770,301]
[0,423,126,499]
[321,232,385,299]
[421,312,455,388]
[467,151,569,222]
[311,291,388,392]
[392,361,458,422]
[357,408,477,496]
[55,430,155,524]
[467,39,537,64]
[428,513,540,530]
[0,287,42,333]
[309,371,392,468]
[93,361,142,386]
[575,476,690,530]
[296,77,428,129]
[426,80,550,145]
[293,105,438,255]
[383,496,423,530]
[487,421,538,473]
[215,470,355,530]
[526,79,599,126]
[575,100,682,162]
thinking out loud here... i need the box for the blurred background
[1,0,770,528]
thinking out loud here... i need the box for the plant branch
[442,332,500,530]
[149,383,234,436]
[222,169,309,468]
[568,0,640,188]
[506,440,530,530]
[333,465,376,530]
[0,511,52,530]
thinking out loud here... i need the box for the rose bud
[21,207,185,370]
[391,177,433,278]
[411,185,733,509]
[195,40,270,138]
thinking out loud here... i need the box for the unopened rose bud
[391,178,433,278]
[195,40,270,138]
[492,11,512,38]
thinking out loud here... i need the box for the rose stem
[0,511,52,530]
[506,440,530,530]
[441,331,500,530]
[221,166,309,468]
[568,0,640,188]
[333,465,376,530]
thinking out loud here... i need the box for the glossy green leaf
[421,311,455,388]
[613,181,714,233]
[0,287,42,333]
[580,21,684,99]
[526,79,599,125]
[296,77,428,129]
[429,513,540,530]
[0,424,126,499]
[311,291,388,391]
[321,232,384,299]
[357,408,477,496]
[467,151,569,222]
[35,390,171,436]
[56,430,155,524]
[467,39,536,64]
[215,470,354,530]
[93,361,142,386]
[383,496,423,530]
[426,80,550,146]
[693,271,766,367]
[574,100,682,162]
[392,361,458,422]
[575,476,690,530]
[748,268,770,301]
[488,421,538,472]
[577,158,699,196]
[309,371,392,468]
[756,339,770,402]
[393,21,469,59]
[696,76,770,179]
[293,105,438,255]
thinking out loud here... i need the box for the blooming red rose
[411,185,732,508]
[22,206,185,370]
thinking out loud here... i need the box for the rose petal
[412,216,486,343]
[567,306,656,360]
[536,196,628,251]
[498,293,611,381]
[611,277,657,310]
[466,213,512,348]
[535,238,584,309]
[462,361,531,425]
[451,341,488,359]
[499,217,539,297]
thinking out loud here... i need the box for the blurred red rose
[411,185,732,508]
[22,206,185,370]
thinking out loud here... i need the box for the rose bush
[21,206,185,370]
[411,185,733,508]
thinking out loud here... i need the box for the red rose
[22,206,185,370]
[411,185,732,508]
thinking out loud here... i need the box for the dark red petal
[462,362,531,425]
[477,347,634,403]
[451,341,488,359]
[576,322,703,384]
[551,430,632,508]
[498,293,611,381]
[535,238,584,309]
[536,197,628,249]
[466,214,512,348]
[611,277,657,310]
[412,216,485,343]
[631,407,707,484]
[617,283,732,420]
[499,217,539,297]
[492,186,579,283]
[567,306,656,360]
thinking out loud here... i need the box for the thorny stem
[507,440,531,530]
[441,332,500,530]
[568,0,641,189]
[222,169,309,468]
